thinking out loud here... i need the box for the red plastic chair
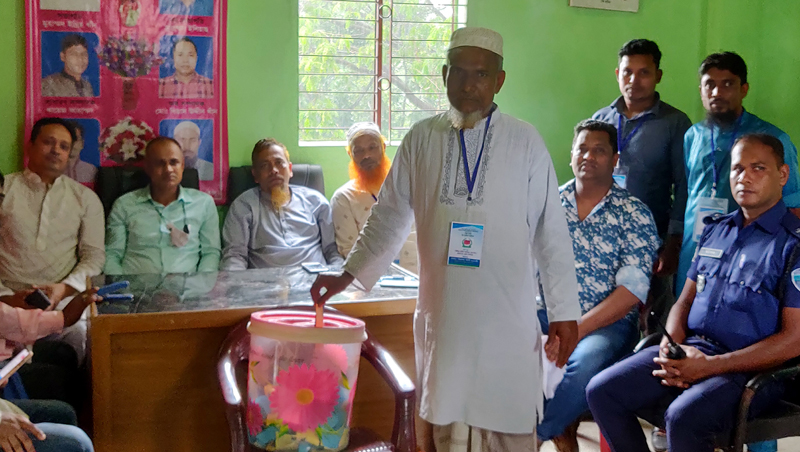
[217,312,417,452]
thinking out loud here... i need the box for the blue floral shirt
[538,181,660,325]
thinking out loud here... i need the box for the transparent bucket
[246,310,366,451]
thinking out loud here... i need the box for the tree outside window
[299,0,467,145]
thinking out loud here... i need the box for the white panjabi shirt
[330,179,418,272]
[344,107,581,434]
[0,169,105,296]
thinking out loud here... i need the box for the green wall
[2,1,799,198]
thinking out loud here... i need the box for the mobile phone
[0,349,33,386]
[650,312,686,360]
[97,281,130,297]
[24,289,51,310]
[301,262,329,273]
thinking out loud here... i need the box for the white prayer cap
[346,122,382,146]
[448,27,503,57]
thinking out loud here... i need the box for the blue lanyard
[709,113,743,197]
[459,109,495,201]
[371,194,377,202]
[616,113,650,154]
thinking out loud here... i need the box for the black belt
[696,334,729,352]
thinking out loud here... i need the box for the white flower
[120,139,139,161]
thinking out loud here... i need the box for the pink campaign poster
[25,0,229,203]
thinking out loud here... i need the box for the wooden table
[89,267,417,452]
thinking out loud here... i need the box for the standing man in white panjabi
[312,27,581,452]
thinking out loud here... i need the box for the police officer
[585,133,800,452]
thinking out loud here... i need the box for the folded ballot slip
[542,335,566,399]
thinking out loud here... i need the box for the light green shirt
[105,186,221,275]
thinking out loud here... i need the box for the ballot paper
[541,335,566,399]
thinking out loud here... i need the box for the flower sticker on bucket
[270,364,339,433]
[248,401,266,437]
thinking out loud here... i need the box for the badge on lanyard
[692,197,728,243]
[612,166,629,189]
[447,222,484,268]
[697,274,706,293]
[167,222,189,248]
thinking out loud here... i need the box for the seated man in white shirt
[105,137,221,275]
[221,138,343,269]
[0,117,105,403]
[330,122,417,271]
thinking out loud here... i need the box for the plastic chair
[217,311,416,452]
[632,333,800,451]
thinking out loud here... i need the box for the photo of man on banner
[65,118,100,186]
[159,36,214,98]
[160,119,215,181]
[159,0,214,17]
[41,32,100,97]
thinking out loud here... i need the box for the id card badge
[447,222,484,268]
[167,222,190,248]
[612,166,629,189]
[692,197,728,242]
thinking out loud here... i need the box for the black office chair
[632,334,800,451]
[226,164,325,205]
[94,166,200,217]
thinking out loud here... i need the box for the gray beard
[447,106,484,130]
[185,156,198,168]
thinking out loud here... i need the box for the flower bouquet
[100,117,156,164]
[98,35,160,78]
[98,36,160,109]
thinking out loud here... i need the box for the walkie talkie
[650,312,686,360]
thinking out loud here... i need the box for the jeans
[536,310,638,440]
[18,338,84,410]
[586,337,783,452]
[5,399,93,452]
[747,441,777,452]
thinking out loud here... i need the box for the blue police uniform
[586,200,800,452]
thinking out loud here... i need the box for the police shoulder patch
[792,268,800,292]
[783,213,800,239]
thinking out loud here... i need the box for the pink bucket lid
[247,309,367,344]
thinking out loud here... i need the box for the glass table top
[92,265,418,315]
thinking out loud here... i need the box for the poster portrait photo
[41,31,100,97]
[158,35,214,99]
[160,118,215,181]
[159,0,214,17]
[65,118,101,185]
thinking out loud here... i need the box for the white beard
[447,106,484,129]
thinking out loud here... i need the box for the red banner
[26,0,228,203]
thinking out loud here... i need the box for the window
[299,0,467,145]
